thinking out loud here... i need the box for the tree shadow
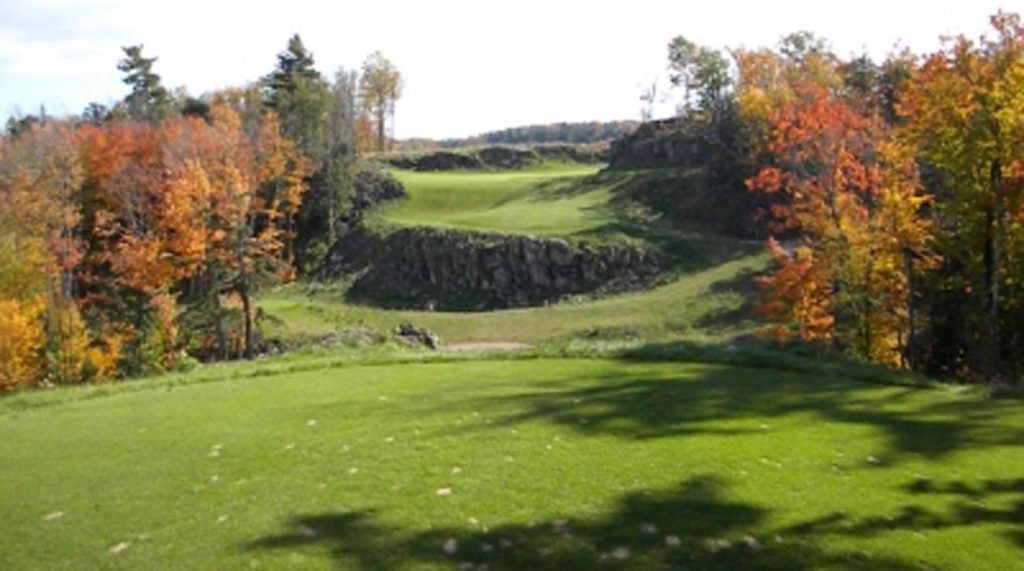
[248,475,918,569]
[580,220,761,274]
[694,268,760,332]
[454,344,1024,460]
[782,476,1024,550]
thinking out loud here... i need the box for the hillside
[265,157,764,341]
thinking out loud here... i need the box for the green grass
[2,354,1021,569]
[261,251,766,346]
[372,164,616,236]
[294,161,763,347]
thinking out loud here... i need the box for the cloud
[0,0,1014,137]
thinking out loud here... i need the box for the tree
[748,84,933,364]
[202,106,309,358]
[358,51,402,153]
[263,34,321,107]
[80,102,110,125]
[117,45,173,123]
[263,35,328,160]
[262,36,354,273]
[898,11,1024,383]
[321,68,359,244]
[668,37,732,114]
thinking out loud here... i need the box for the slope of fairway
[2,355,1021,569]
[261,249,765,345]
[372,164,613,236]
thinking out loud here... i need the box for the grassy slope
[1,356,1021,569]
[372,164,612,236]
[262,252,764,345]
[264,162,763,346]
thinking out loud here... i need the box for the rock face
[383,147,538,171]
[533,144,608,164]
[388,150,485,171]
[319,227,663,310]
[608,117,703,170]
[351,167,406,217]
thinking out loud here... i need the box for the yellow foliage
[46,300,90,384]
[84,329,123,384]
[150,292,179,367]
[0,296,44,390]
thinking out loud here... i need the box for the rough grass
[1,354,1021,569]
[260,250,766,346]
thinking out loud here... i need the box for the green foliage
[116,45,173,123]
[262,36,361,274]
[668,37,733,113]
[262,34,322,108]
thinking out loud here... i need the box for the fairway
[373,165,614,236]
[2,356,1021,569]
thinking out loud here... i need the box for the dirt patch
[444,342,531,353]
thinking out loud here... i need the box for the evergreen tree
[117,45,173,123]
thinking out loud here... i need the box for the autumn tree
[358,51,402,153]
[748,84,933,365]
[898,12,1024,383]
[0,121,122,387]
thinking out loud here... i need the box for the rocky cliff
[319,227,663,310]
[608,117,704,170]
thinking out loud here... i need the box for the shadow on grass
[249,476,918,569]
[694,268,760,332]
[783,476,1024,549]
[456,342,1024,460]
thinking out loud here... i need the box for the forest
[1,12,1023,392]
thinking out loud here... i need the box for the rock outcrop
[608,117,703,170]
[319,227,663,310]
[380,145,607,172]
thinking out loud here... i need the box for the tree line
[0,36,401,389]
[396,121,638,151]
[661,12,1024,386]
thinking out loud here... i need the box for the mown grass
[371,164,614,236]
[1,354,1020,569]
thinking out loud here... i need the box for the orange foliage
[748,84,933,362]
[755,240,834,341]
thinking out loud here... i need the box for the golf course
[2,162,1021,569]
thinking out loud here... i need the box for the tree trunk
[212,286,228,361]
[982,159,1003,382]
[239,277,254,360]
[376,107,386,153]
[903,249,916,370]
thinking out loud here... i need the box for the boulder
[394,323,440,349]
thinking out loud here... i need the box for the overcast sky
[0,0,1015,139]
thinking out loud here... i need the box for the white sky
[0,0,1016,139]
